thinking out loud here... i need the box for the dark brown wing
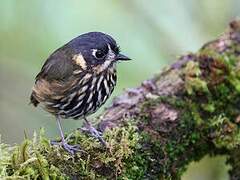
[30,47,76,106]
[35,47,75,81]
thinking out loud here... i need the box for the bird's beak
[115,53,131,61]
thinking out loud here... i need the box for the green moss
[183,61,209,95]
[209,114,240,149]
[0,136,14,178]
[134,47,240,178]
[136,95,210,179]
[0,124,140,179]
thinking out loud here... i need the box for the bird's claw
[80,126,107,146]
[51,140,84,154]
[62,143,82,154]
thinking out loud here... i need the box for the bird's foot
[62,142,82,154]
[80,124,107,146]
[51,140,83,154]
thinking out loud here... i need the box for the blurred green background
[0,0,239,179]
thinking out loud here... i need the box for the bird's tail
[30,92,39,107]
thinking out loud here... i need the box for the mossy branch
[2,20,240,179]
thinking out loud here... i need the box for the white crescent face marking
[107,44,115,60]
[92,49,98,57]
[100,44,115,70]
[92,44,117,73]
[102,60,112,70]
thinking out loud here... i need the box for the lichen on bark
[1,20,240,179]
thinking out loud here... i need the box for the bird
[30,32,131,154]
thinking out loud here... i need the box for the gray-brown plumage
[30,32,131,153]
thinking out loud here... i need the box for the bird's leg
[81,117,106,146]
[52,115,81,154]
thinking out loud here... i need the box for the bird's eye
[114,46,120,54]
[93,50,105,59]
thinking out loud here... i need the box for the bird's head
[70,32,131,73]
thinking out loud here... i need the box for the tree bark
[1,20,240,180]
